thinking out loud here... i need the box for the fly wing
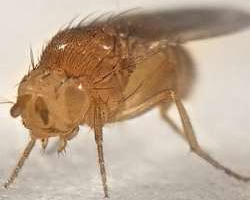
[102,7,250,44]
[77,8,250,120]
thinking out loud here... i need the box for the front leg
[4,138,36,188]
[57,127,80,154]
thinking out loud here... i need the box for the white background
[0,0,250,200]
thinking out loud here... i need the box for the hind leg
[161,91,250,181]
[116,90,250,181]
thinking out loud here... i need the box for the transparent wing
[88,7,250,73]
[107,7,250,43]
[76,7,250,119]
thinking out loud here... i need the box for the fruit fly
[3,8,250,198]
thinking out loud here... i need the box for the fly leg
[41,138,49,152]
[4,138,36,188]
[115,89,250,181]
[93,105,109,198]
[163,91,250,182]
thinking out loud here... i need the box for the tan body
[15,25,186,139]
[5,21,250,198]
[19,26,133,135]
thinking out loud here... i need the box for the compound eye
[34,96,49,125]
[10,94,32,118]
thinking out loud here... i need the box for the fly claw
[57,137,67,154]
[41,138,49,152]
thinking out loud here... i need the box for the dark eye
[34,96,49,125]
